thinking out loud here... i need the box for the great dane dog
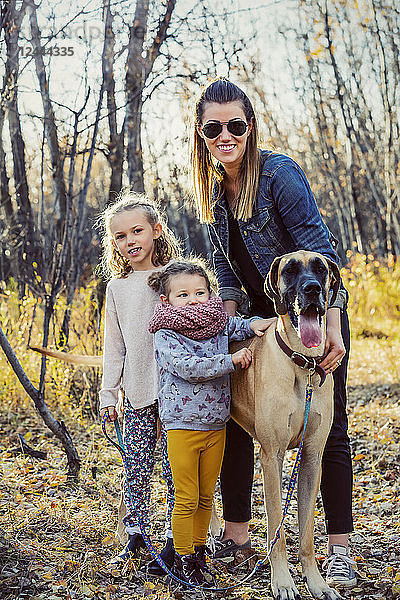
[228,250,343,600]
[32,250,343,599]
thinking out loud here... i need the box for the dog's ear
[264,256,288,315]
[326,258,341,305]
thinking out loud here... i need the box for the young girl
[98,191,180,574]
[148,260,273,586]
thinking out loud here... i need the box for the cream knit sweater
[99,269,161,411]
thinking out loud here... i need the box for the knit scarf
[148,296,228,340]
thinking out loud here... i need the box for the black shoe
[172,551,213,588]
[109,533,146,567]
[194,545,214,583]
[194,545,207,566]
[144,537,174,576]
[211,536,251,559]
[194,545,212,571]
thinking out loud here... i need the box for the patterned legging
[122,400,174,534]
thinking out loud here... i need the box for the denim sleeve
[154,330,235,383]
[271,163,337,263]
[208,225,248,307]
[329,287,348,310]
[271,163,347,310]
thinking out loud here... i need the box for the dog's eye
[283,263,299,275]
[312,261,327,275]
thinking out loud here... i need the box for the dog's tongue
[299,310,322,348]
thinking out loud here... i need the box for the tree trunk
[323,1,363,253]
[60,21,108,344]
[28,1,67,236]
[368,0,395,255]
[4,0,40,288]
[102,1,124,201]
[0,90,13,226]
[125,0,176,192]
[125,0,149,192]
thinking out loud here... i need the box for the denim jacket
[208,150,347,311]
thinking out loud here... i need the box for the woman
[191,78,356,589]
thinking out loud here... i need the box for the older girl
[99,192,179,574]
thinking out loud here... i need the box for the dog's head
[265,250,340,348]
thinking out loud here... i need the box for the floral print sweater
[154,316,256,431]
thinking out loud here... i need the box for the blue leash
[101,374,314,591]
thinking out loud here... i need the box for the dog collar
[275,329,326,387]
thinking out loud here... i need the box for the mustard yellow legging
[167,428,226,556]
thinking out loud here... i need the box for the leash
[101,378,315,591]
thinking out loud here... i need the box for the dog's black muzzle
[283,276,326,333]
[297,278,326,314]
[284,277,326,314]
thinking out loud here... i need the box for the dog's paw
[320,592,343,600]
[272,579,301,600]
[273,591,301,600]
[304,577,343,600]
[325,590,343,600]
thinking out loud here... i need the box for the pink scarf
[148,296,228,340]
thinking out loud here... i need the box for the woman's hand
[100,406,118,421]
[319,308,346,373]
[250,317,277,336]
[223,300,238,317]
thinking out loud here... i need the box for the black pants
[220,304,353,535]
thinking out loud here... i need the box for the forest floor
[0,335,399,600]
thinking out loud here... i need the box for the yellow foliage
[342,253,400,339]
[0,279,103,418]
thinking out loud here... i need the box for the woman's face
[198,101,252,172]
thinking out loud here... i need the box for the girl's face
[162,273,210,307]
[111,208,162,271]
[198,101,252,172]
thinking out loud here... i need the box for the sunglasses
[201,119,249,139]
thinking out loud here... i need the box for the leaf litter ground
[0,336,399,600]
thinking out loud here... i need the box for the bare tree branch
[0,322,81,479]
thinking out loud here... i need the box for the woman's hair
[192,77,260,223]
[99,190,180,279]
[148,259,212,298]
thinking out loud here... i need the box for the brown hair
[99,190,180,279]
[148,259,212,299]
[192,77,260,223]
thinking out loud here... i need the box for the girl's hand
[100,406,118,421]
[232,348,253,369]
[319,308,346,373]
[250,317,277,336]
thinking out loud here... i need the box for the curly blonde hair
[99,191,181,279]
